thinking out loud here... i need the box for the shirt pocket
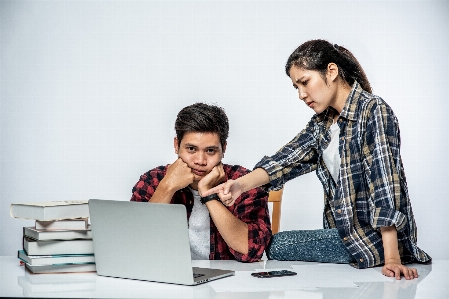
[342,138,364,186]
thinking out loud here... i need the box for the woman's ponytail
[286,40,372,93]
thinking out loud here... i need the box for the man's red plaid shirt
[130,164,272,262]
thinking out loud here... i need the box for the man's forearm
[149,180,176,203]
[381,226,401,263]
[205,200,249,255]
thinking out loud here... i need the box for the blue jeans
[266,229,355,264]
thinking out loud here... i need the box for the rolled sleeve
[130,166,167,202]
[364,102,406,231]
[371,207,407,231]
[254,119,320,192]
[227,186,272,262]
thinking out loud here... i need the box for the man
[130,103,271,262]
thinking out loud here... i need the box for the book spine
[24,238,94,255]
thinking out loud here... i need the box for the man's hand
[197,163,226,196]
[162,158,195,192]
[382,261,418,280]
[201,179,243,206]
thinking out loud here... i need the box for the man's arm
[149,158,194,203]
[205,200,249,254]
[198,165,271,261]
[131,159,194,203]
[197,164,249,253]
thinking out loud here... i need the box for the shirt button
[360,258,364,263]
[343,237,348,241]
[337,209,341,213]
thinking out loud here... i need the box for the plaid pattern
[255,82,431,268]
[131,164,271,262]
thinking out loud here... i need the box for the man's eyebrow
[184,143,198,148]
[184,143,220,149]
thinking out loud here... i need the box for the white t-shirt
[322,122,341,183]
[188,188,210,260]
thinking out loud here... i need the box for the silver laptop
[89,199,234,285]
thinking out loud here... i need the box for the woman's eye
[301,80,308,86]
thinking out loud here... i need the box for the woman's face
[289,66,337,114]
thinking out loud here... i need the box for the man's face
[175,132,226,184]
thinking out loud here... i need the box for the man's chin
[193,174,206,181]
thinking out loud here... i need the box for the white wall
[1,0,448,259]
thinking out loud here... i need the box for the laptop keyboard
[193,273,205,279]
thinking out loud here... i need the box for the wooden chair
[268,189,283,234]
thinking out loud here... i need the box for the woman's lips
[306,101,314,108]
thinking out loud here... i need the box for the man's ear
[326,63,339,82]
[222,142,227,157]
[174,137,179,154]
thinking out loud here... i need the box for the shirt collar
[339,81,364,122]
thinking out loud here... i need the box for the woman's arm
[380,226,418,280]
[203,117,322,205]
[202,168,269,206]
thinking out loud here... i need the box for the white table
[1,256,447,298]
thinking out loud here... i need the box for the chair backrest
[268,189,283,234]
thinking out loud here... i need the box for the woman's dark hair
[285,39,372,93]
[175,103,229,148]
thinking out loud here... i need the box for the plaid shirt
[130,164,271,262]
[255,82,431,269]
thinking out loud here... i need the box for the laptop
[88,199,234,285]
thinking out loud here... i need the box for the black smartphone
[251,270,297,278]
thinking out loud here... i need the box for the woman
[202,39,431,279]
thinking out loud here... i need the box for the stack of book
[10,200,96,274]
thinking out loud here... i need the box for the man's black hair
[175,103,229,148]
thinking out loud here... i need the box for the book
[23,267,97,283]
[35,218,88,230]
[10,200,89,221]
[24,226,92,241]
[23,236,94,255]
[18,250,95,266]
[24,262,96,274]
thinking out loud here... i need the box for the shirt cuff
[371,207,407,232]
[254,156,285,192]
[229,223,270,262]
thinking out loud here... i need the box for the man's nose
[194,153,207,165]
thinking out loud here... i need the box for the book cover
[18,250,95,266]
[24,226,92,241]
[35,218,88,230]
[10,200,89,221]
[23,237,94,255]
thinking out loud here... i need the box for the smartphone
[251,270,297,278]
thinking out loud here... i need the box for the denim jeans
[266,228,355,263]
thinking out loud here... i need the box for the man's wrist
[200,193,221,205]
[158,180,178,196]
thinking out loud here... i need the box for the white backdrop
[1,0,448,259]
